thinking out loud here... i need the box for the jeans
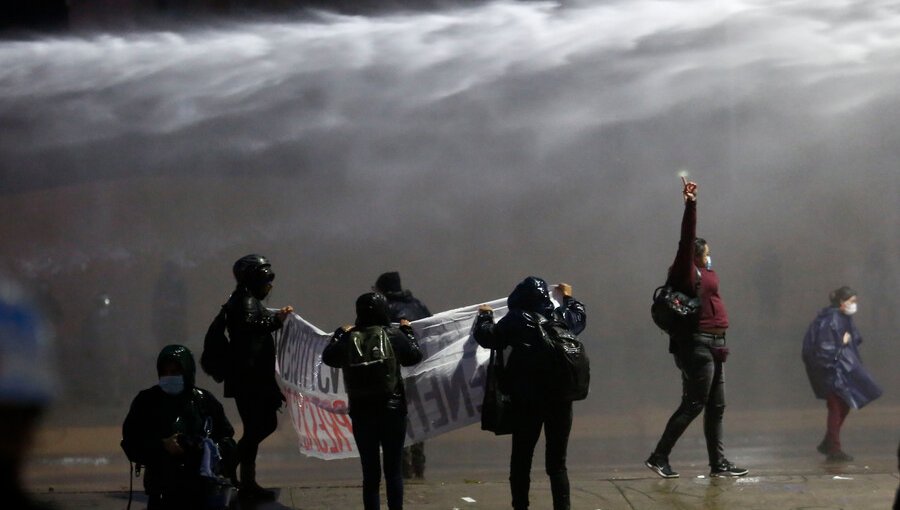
[509,400,573,510]
[350,408,407,510]
[654,334,726,467]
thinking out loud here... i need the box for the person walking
[474,276,586,510]
[802,286,882,462]
[645,178,748,479]
[322,292,423,510]
[374,271,431,479]
[222,254,293,500]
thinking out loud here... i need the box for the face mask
[159,375,185,395]
[705,256,712,270]
[842,302,857,315]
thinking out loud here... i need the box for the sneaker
[826,450,854,463]
[710,460,749,478]
[816,440,829,455]
[645,454,679,478]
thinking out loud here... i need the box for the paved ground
[24,406,900,509]
[29,471,900,509]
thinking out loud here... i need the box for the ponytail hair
[829,286,857,307]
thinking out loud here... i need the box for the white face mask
[159,375,185,395]
[705,256,712,270]
[842,302,858,316]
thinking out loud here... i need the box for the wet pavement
[25,406,900,509]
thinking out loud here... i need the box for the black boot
[239,463,276,501]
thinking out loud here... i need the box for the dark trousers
[654,335,726,467]
[824,392,850,452]
[402,442,425,478]
[350,408,407,510]
[234,394,278,468]
[509,400,573,510]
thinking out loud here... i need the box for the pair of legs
[820,392,851,455]
[652,339,726,468]
[402,442,425,479]
[509,400,573,510]
[234,394,279,494]
[351,408,407,510]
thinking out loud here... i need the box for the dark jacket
[383,289,431,323]
[802,307,882,409]
[222,285,283,405]
[321,324,422,415]
[122,385,234,495]
[474,277,586,404]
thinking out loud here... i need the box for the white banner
[274,298,508,460]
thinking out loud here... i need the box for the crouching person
[322,292,423,510]
[122,345,236,510]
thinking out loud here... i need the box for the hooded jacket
[474,277,586,403]
[802,307,882,409]
[122,345,234,495]
[321,293,423,415]
[383,289,432,323]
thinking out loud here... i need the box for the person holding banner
[474,276,586,510]
[222,254,293,500]
[322,292,423,510]
[374,271,432,480]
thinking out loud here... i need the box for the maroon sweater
[669,200,730,331]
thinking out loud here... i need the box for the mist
[1,0,897,434]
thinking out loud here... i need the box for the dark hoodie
[375,271,432,322]
[474,277,586,403]
[122,345,234,495]
[322,293,423,414]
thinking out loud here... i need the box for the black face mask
[246,269,275,300]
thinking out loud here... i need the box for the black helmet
[233,254,271,283]
[233,254,275,300]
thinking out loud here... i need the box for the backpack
[650,269,701,334]
[200,307,230,383]
[343,326,400,399]
[536,314,590,402]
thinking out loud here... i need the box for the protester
[374,271,432,479]
[802,286,882,462]
[322,292,423,510]
[474,276,586,510]
[122,345,235,510]
[222,254,293,500]
[645,178,748,479]
[0,277,57,510]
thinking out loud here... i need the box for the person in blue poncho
[802,286,882,462]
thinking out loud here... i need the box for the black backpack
[342,326,400,399]
[536,314,590,402]
[200,307,230,383]
[651,270,701,334]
